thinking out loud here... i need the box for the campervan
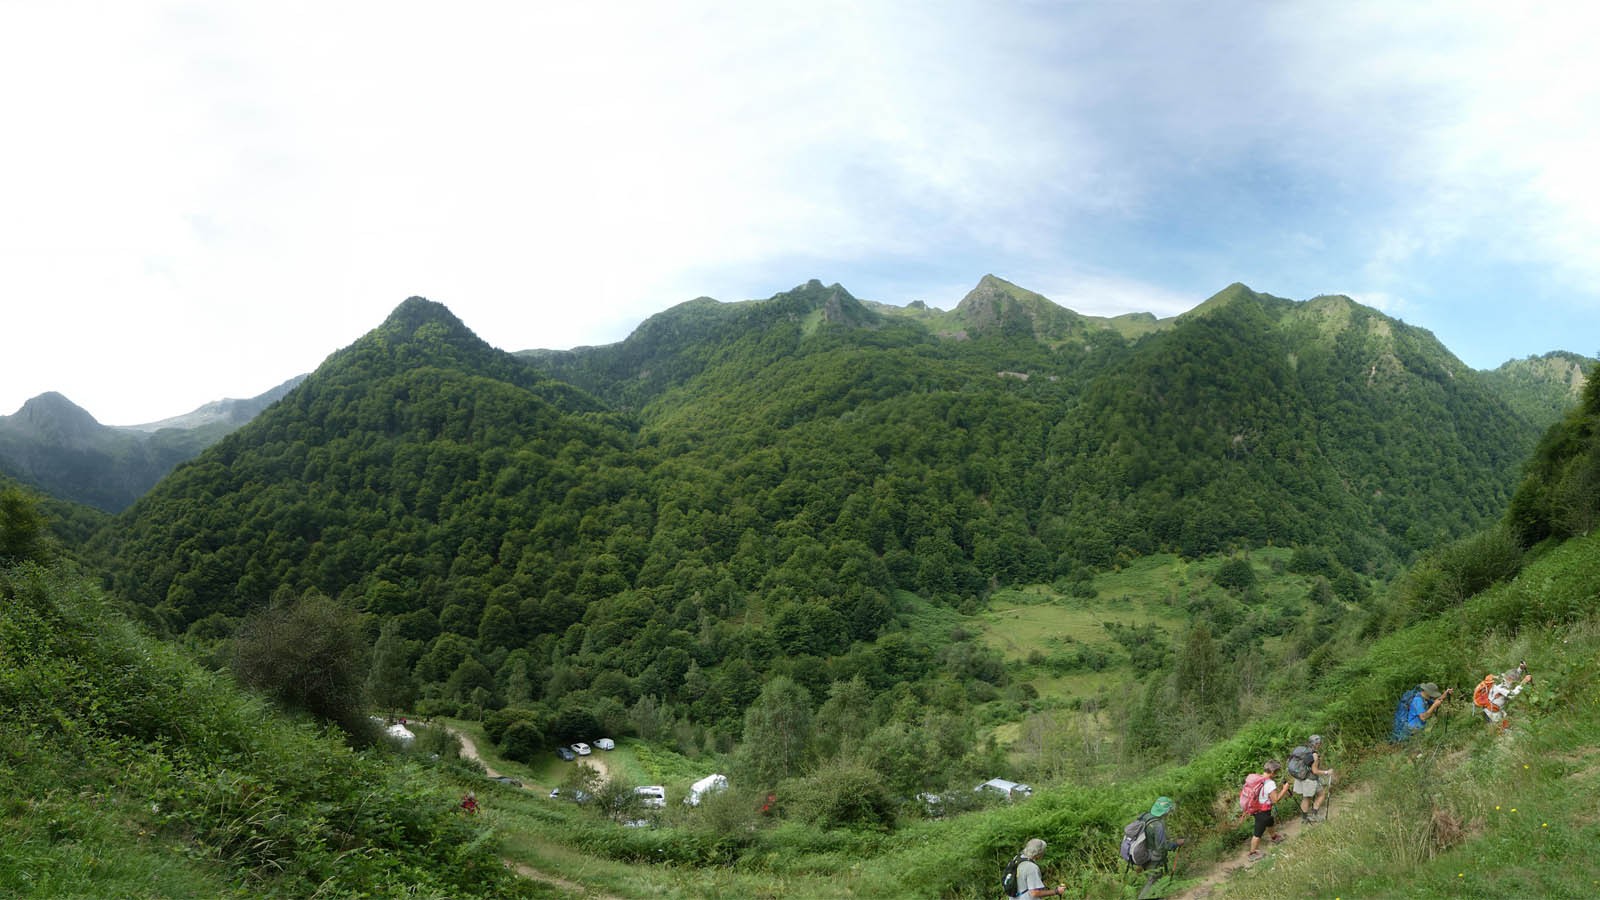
[685,773,728,806]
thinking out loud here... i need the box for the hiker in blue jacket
[1397,682,1451,740]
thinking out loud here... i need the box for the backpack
[1473,676,1496,710]
[1239,773,1269,815]
[1391,688,1421,742]
[1287,745,1314,780]
[1001,854,1023,897]
[1119,813,1153,868]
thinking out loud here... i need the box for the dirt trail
[1171,781,1371,899]
[503,859,622,899]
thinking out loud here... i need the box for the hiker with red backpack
[1238,760,1291,861]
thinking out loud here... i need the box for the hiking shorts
[1252,809,1275,837]
[1294,776,1322,797]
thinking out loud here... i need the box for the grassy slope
[466,534,1599,899]
[0,563,537,899]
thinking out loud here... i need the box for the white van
[634,785,667,808]
[684,774,728,806]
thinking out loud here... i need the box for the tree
[1173,622,1234,718]
[737,675,812,786]
[1214,557,1258,593]
[367,619,417,719]
[234,593,370,739]
[0,488,48,565]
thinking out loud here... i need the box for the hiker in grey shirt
[1013,838,1066,898]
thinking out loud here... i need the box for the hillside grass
[0,563,536,899]
[465,533,1600,898]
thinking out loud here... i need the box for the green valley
[2,278,1595,898]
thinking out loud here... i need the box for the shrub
[232,593,371,740]
[779,762,897,832]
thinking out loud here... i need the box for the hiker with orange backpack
[1238,760,1291,861]
[1474,661,1532,731]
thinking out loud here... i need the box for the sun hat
[1419,683,1442,699]
[1150,796,1174,816]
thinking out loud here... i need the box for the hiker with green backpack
[1119,796,1185,900]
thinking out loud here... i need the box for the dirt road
[451,727,610,790]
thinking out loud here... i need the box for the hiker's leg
[1136,870,1162,900]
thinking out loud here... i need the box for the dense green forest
[89,285,1550,759]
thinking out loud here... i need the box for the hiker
[1289,735,1334,823]
[460,792,478,814]
[1126,796,1184,900]
[1241,760,1291,861]
[1007,838,1067,898]
[1475,661,1533,731]
[1392,682,1451,741]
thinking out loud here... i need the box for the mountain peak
[952,275,1082,340]
[17,391,99,427]
[380,296,470,334]
[5,392,104,447]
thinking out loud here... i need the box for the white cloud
[2,1,1595,422]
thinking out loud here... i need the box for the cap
[1022,838,1047,859]
[1151,796,1174,816]
[1308,734,1323,747]
[1419,683,1442,699]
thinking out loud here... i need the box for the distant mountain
[0,376,304,512]
[1479,351,1594,431]
[123,375,306,432]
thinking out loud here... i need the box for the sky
[3,1,1598,426]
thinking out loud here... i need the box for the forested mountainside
[1,472,108,554]
[0,377,303,512]
[87,281,1551,754]
[1481,350,1594,429]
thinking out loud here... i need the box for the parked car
[974,778,1033,800]
[595,738,615,750]
[572,742,591,756]
[634,785,667,808]
[550,788,590,804]
[556,746,576,762]
[489,775,523,787]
